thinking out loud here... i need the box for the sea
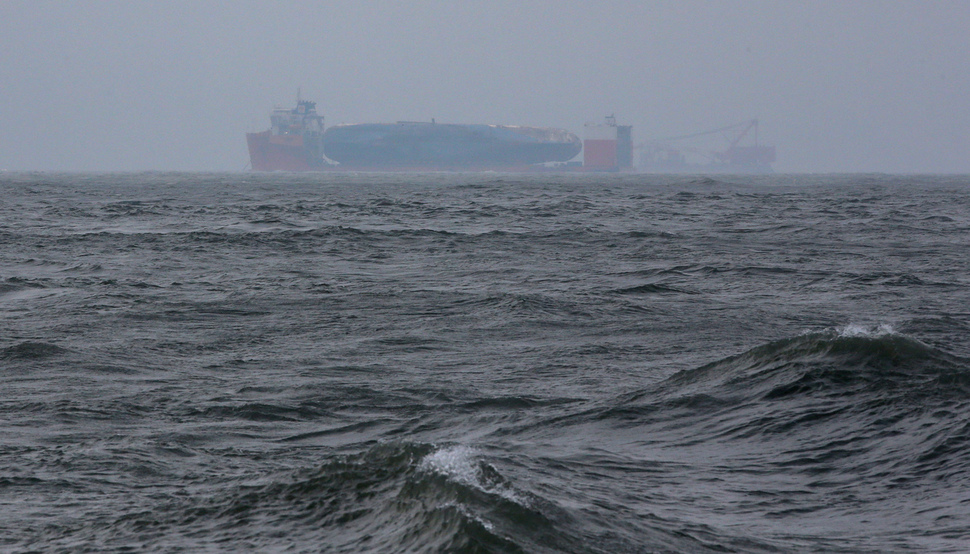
[2,171,969,553]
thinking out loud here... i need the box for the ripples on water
[1,172,970,552]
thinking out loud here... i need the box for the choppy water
[2,172,970,552]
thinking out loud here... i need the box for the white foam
[419,445,526,506]
[440,501,495,531]
[420,445,481,488]
[838,323,895,338]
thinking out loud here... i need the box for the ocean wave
[1,341,69,360]
[837,323,896,337]
[586,328,970,489]
[418,445,527,508]
[37,224,693,250]
[44,441,550,552]
[189,402,330,422]
[450,292,600,321]
[18,441,765,552]
[658,326,970,401]
[609,283,694,295]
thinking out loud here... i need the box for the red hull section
[247,131,321,172]
[583,139,618,169]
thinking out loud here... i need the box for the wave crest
[86,442,560,552]
[662,327,968,403]
[1,341,69,360]
[586,329,970,496]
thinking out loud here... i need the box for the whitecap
[419,445,481,487]
[419,445,526,506]
[838,323,896,338]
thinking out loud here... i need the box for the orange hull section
[247,131,321,171]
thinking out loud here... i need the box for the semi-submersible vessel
[246,99,584,171]
[246,98,772,172]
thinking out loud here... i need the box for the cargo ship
[247,99,582,171]
[246,100,327,171]
[246,99,778,173]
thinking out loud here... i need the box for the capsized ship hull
[321,122,582,168]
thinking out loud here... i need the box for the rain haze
[1,0,968,173]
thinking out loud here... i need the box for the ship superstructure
[583,115,634,171]
[246,99,326,171]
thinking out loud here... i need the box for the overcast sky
[1,1,967,172]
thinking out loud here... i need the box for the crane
[636,119,775,170]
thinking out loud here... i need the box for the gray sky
[1,0,968,172]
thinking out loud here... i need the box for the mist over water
[2,172,970,552]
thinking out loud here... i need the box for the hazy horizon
[2,1,968,173]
